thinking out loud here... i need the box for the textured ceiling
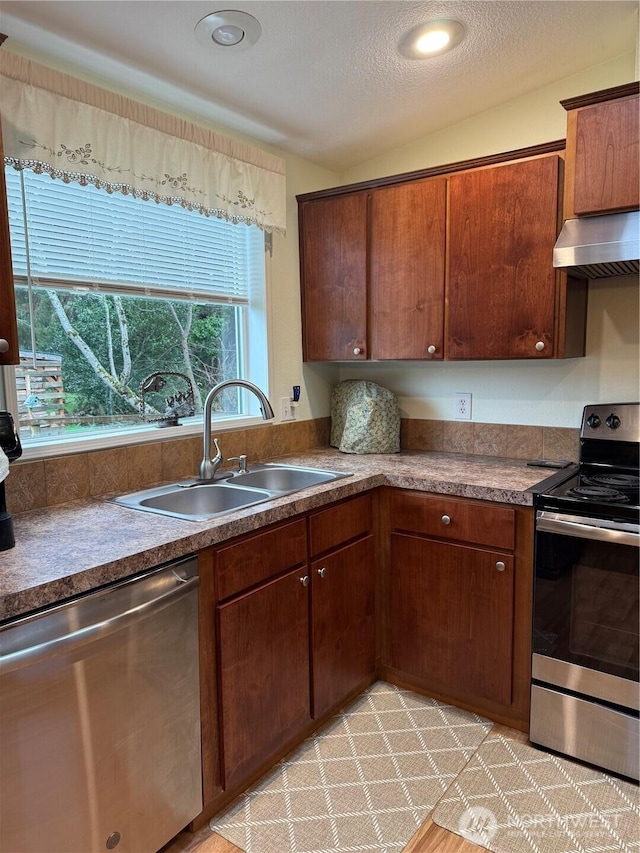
[0,1,637,171]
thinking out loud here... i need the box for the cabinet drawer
[216,518,307,600]
[309,493,373,558]
[389,490,515,550]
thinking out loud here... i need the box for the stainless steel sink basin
[110,482,273,521]
[110,464,351,521]
[228,464,349,493]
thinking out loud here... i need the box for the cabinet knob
[496,561,506,572]
[535,341,545,352]
[441,514,451,525]
[317,567,326,578]
[427,345,437,355]
[0,339,9,354]
[353,347,363,356]
[300,575,309,587]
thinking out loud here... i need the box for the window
[4,165,268,452]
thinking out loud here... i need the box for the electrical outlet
[454,393,472,420]
[280,396,295,421]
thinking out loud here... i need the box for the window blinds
[6,166,263,304]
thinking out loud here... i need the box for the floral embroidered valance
[0,51,286,235]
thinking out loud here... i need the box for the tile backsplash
[6,418,331,515]
[401,419,579,462]
[5,417,578,514]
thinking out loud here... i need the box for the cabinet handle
[0,339,9,354]
[427,345,437,355]
[441,514,451,525]
[300,575,310,587]
[535,341,545,352]
[496,561,506,572]
[353,347,363,356]
[317,567,326,578]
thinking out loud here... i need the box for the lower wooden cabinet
[217,567,311,791]
[383,488,533,729]
[213,493,376,795]
[311,535,375,719]
[197,486,533,826]
[390,534,514,707]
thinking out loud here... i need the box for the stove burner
[565,485,629,503]
[589,473,640,489]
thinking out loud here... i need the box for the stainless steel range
[530,402,639,780]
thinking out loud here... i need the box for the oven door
[531,510,639,778]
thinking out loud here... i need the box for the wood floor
[162,724,528,853]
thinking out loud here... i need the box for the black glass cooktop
[535,466,640,523]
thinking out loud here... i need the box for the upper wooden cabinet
[562,82,640,218]
[447,155,561,360]
[297,141,586,362]
[0,116,19,366]
[369,178,446,360]
[299,192,368,361]
[299,179,446,362]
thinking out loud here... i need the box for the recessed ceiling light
[399,19,465,59]
[195,10,262,51]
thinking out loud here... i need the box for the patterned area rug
[432,733,640,853]
[210,682,492,853]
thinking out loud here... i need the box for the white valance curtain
[0,51,286,235]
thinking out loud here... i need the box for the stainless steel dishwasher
[0,555,203,853]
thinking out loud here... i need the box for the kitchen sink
[228,464,349,493]
[110,464,351,521]
[110,482,274,521]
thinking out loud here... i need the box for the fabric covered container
[330,380,400,454]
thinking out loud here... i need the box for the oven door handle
[536,513,639,546]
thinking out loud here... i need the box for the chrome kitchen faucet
[199,380,275,480]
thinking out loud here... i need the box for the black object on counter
[526,459,573,469]
[0,411,23,552]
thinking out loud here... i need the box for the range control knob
[586,414,601,429]
[605,413,621,430]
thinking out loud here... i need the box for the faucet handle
[199,437,224,481]
[228,454,248,474]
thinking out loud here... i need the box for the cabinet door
[311,535,375,718]
[0,118,18,365]
[217,567,311,790]
[448,545,514,706]
[390,533,451,686]
[370,179,446,360]
[299,193,368,361]
[447,156,560,360]
[390,533,514,707]
[573,95,639,215]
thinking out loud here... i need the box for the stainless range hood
[553,210,639,279]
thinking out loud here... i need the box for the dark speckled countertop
[0,449,554,622]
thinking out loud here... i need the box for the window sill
[16,414,268,461]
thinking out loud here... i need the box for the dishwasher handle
[0,575,200,675]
